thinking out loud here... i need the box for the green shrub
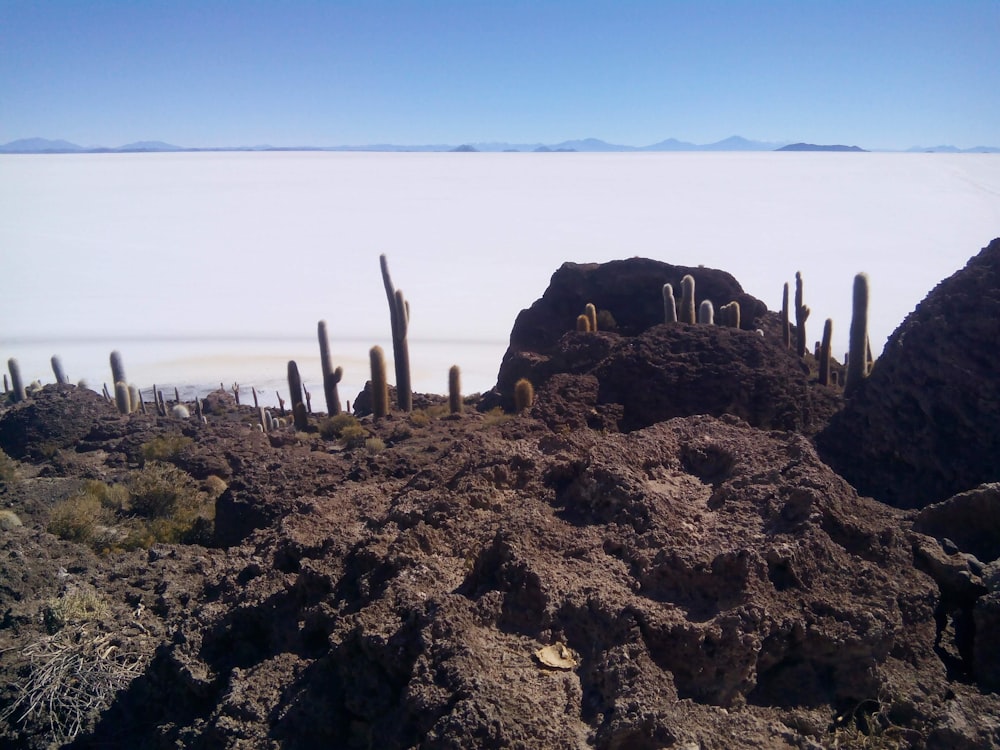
[127,462,203,519]
[44,587,109,631]
[48,467,212,551]
[0,509,23,531]
[140,434,193,463]
[319,412,361,440]
[48,494,105,543]
[364,437,386,454]
[0,449,17,484]
[339,423,369,449]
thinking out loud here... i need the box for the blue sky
[2,0,998,150]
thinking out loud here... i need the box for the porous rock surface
[816,238,1000,509]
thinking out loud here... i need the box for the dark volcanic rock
[914,483,1000,563]
[816,238,1000,508]
[499,324,841,434]
[506,258,767,354]
[0,384,118,460]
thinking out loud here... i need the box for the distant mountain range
[2,136,997,154]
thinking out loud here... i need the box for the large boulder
[816,238,1000,508]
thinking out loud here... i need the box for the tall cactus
[110,350,127,389]
[584,303,598,333]
[844,273,870,397]
[379,254,412,412]
[51,356,69,385]
[370,346,389,419]
[819,318,833,386]
[448,365,462,415]
[663,283,677,323]
[680,274,696,324]
[781,283,791,348]
[795,272,811,358]
[7,359,26,402]
[287,360,309,431]
[318,320,343,415]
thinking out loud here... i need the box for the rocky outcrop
[505,258,766,354]
[0,384,118,460]
[496,322,841,434]
[816,238,1000,508]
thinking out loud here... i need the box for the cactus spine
[380,254,412,412]
[287,360,309,431]
[7,359,26,402]
[663,283,677,323]
[514,378,534,414]
[845,273,870,397]
[795,272,811,358]
[448,365,462,415]
[318,320,343,415]
[584,303,597,333]
[819,318,833,386]
[698,300,715,325]
[679,275,696,324]
[370,346,389,419]
[51,356,68,385]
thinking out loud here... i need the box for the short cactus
[114,381,131,415]
[448,365,462,415]
[514,378,534,414]
[718,301,741,329]
[663,283,677,323]
[680,274,696,324]
[287,360,309,431]
[576,314,591,332]
[7,359,26,402]
[370,346,389,419]
[698,300,715,325]
[51,356,69,385]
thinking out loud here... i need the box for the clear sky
[1,0,998,150]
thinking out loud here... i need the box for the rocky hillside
[1,243,999,749]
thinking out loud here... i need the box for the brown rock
[817,237,1000,508]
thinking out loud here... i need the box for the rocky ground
[1,243,999,749]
